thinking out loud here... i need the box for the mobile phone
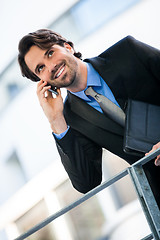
[47,84,58,95]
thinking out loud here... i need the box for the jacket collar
[84,57,127,110]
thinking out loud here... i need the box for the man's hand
[145,142,160,166]
[37,80,68,134]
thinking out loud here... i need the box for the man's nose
[47,62,56,73]
[42,65,54,81]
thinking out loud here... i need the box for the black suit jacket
[55,36,160,204]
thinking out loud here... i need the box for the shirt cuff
[53,126,70,140]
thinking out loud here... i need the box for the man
[18,29,160,207]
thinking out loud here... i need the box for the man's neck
[67,60,87,93]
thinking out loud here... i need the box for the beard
[52,71,76,89]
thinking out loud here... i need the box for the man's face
[25,43,79,89]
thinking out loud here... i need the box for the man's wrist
[53,126,70,140]
[50,116,68,134]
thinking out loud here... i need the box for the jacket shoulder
[98,35,135,58]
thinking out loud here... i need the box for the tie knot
[85,86,101,101]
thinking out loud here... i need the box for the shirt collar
[70,62,101,101]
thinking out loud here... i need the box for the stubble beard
[55,71,76,89]
[51,58,79,89]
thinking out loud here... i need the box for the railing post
[128,164,160,240]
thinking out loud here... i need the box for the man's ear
[64,42,74,54]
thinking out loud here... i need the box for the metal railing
[15,149,160,240]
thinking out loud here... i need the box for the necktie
[85,86,125,127]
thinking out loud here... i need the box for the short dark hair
[18,29,82,82]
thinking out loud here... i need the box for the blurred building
[0,0,160,239]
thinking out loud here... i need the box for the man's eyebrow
[44,48,51,56]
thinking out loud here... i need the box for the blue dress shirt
[54,62,119,139]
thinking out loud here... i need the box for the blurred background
[0,0,160,239]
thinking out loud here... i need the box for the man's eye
[38,65,44,73]
[48,50,54,57]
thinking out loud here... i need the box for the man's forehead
[24,45,44,72]
[29,45,45,54]
[26,44,61,58]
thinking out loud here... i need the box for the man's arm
[55,128,102,193]
[36,80,68,133]
[37,80,102,193]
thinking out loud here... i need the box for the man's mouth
[54,64,65,79]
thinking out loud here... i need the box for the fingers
[37,80,47,90]
[56,88,61,96]
[146,142,160,155]
[37,80,50,96]
[155,156,160,166]
[145,142,160,166]
[36,81,62,108]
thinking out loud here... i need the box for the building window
[0,151,27,205]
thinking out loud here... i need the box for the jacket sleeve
[54,127,102,194]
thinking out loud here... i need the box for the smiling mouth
[55,64,65,79]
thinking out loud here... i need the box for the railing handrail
[14,148,160,240]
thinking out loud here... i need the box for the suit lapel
[67,92,124,136]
